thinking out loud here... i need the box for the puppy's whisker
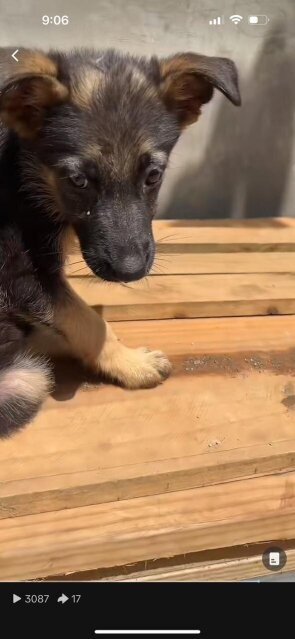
[156,236,178,245]
[157,232,191,243]
[154,256,170,264]
[150,265,167,275]
[136,275,150,291]
[119,281,135,290]
[70,265,89,276]
[67,259,85,267]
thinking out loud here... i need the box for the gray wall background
[0,0,294,219]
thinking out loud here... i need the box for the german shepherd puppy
[0,48,240,436]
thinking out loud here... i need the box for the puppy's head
[0,48,241,282]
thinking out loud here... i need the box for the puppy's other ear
[158,53,241,128]
[0,49,68,138]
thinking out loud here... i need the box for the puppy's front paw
[99,345,172,389]
[126,347,172,389]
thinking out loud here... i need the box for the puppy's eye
[70,173,88,188]
[145,167,163,188]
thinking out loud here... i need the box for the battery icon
[248,15,270,25]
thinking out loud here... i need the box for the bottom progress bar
[94,632,201,636]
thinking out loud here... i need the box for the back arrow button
[12,49,19,62]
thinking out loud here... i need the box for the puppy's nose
[116,254,147,282]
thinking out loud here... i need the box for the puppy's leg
[53,283,171,389]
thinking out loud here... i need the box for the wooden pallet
[1,218,295,581]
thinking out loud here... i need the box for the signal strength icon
[209,16,224,25]
[229,14,243,24]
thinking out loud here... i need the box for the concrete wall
[0,0,294,219]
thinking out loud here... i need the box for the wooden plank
[1,471,295,581]
[1,316,295,518]
[70,272,295,321]
[111,549,295,582]
[48,540,295,582]
[53,555,295,583]
[42,541,295,581]
[66,252,295,277]
[114,315,295,354]
[153,218,295,251]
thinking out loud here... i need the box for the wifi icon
[229,14,243,24]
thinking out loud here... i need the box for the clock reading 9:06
[42,16,69,25]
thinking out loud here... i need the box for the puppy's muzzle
[104,241,154,282]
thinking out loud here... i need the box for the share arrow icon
[57,593,69,604]
[13,594,21,604]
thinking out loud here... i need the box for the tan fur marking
[139,138,158,156]
[53,282,171,389]
[158,52,241,125]
[71,67,104,109]
[145,85,159,100]
[141,145,168,166]
[0,75,69,138]
[20,76,68,109]
[130,68,158,103]
[40,165,65,219]
[20,50,58,77]
[84,143,103,161]
[61,226,80,262]
[138,143,167,170]
[130,67,149,89]
[159,56,211,128]
[152,150,168,164]
[0,49,59,83]
[160,55,196,79]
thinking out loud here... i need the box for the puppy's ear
[0,50,68,138]
[158,53,241,127]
